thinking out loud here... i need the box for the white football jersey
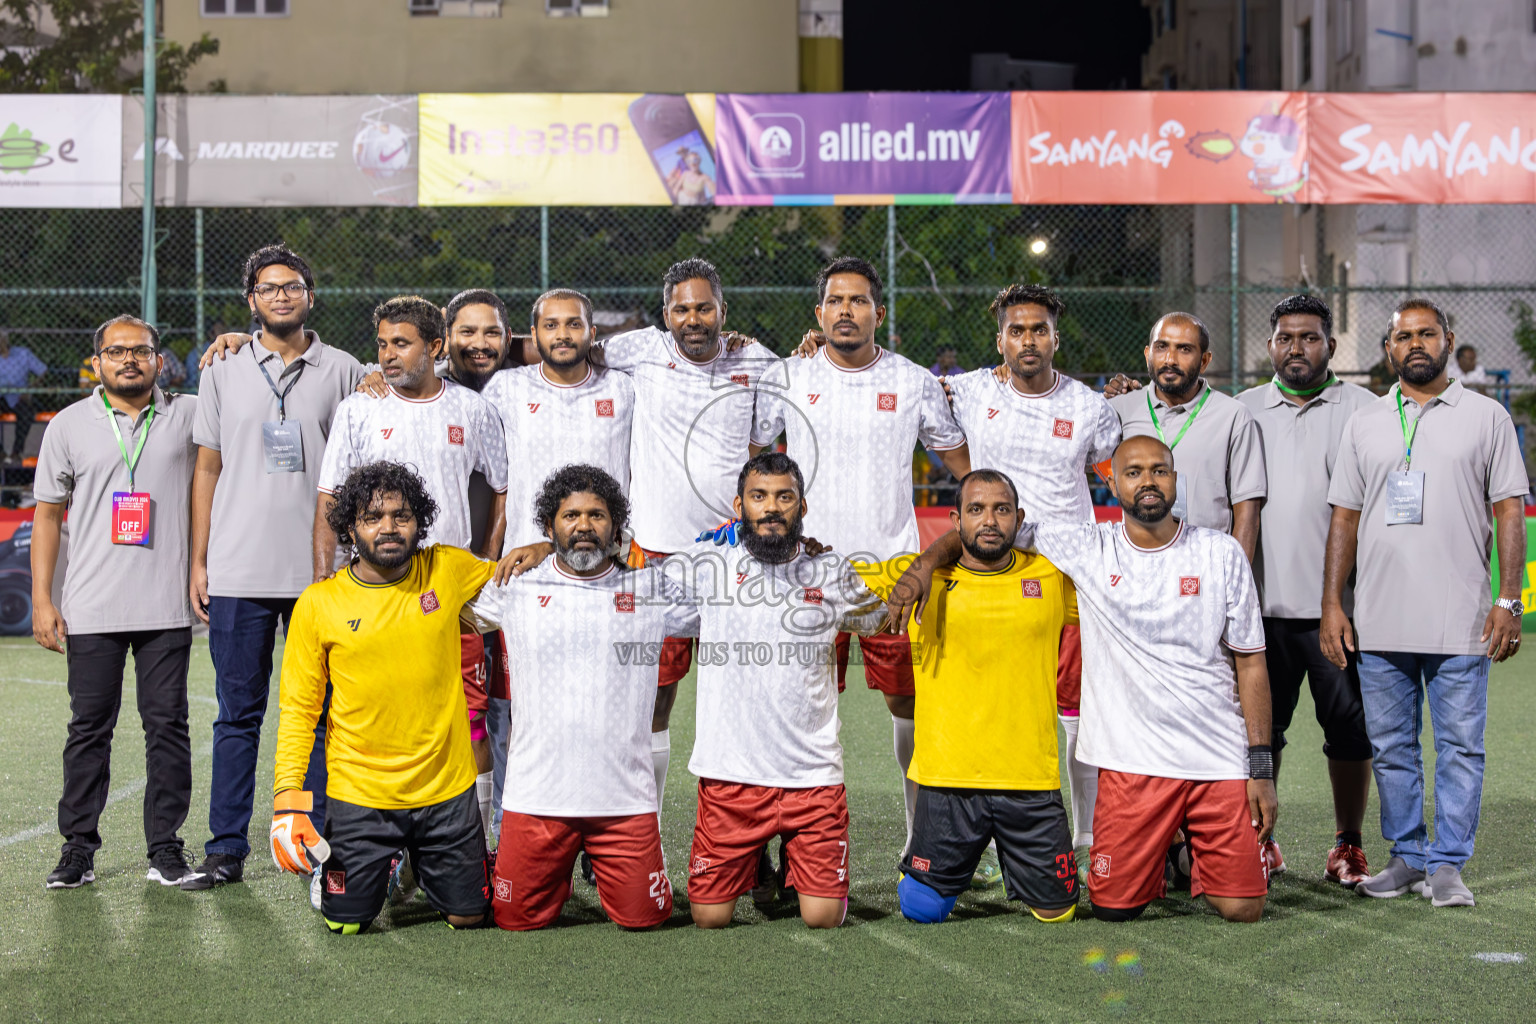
[947,369,1120,524]
[664,540,887,788]
[600,326,770,553]
[751,347,965,561]
[1030,521,1265,781]
[316,380,508,550]
[465,559,700,817]
[481,364,635,551]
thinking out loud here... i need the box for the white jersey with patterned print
[599,326,768,554]
[482,364,635,551]
[463,559,700,817]
[1028,521,1265,781]
[947,368,1121,524]
[751,347,965,561]
[316,379,508,550]
[665,539,887,788]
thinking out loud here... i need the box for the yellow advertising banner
[419,93,717,206]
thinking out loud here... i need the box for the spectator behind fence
[0,328,48,463]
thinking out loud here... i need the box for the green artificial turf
[1,637,1532,1023]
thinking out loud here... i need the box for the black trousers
[8,395,36,457]
[59,628,193,858]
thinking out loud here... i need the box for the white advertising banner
[0,95,123,208]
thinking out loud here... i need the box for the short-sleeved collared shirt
[193,332,364,599]
[1109,379,1268,534]
[1327,379,1529,656]
[0,345,46,406]
[1236,378,1377,618]
[33,387,198,633]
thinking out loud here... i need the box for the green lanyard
[1395,387,1422,471]
[1146,385,1211,450]
[1272,372,1338,398]
[104,392,154,491]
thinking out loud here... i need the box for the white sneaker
[309,866,323,910]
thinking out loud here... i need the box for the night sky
[843,0,1152,92]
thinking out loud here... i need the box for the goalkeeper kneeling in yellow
[271,462,496,933]
[860,470,1080,925]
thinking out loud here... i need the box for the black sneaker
[180,853,244,891]
[45,848,95,889]
[579,852,596,886]
[147,847,193,886]
[750,847,778,909]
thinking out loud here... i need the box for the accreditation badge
[1385,470,1425,525]
[262,420,304,473]
[111,491,151,545]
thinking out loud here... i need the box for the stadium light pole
[141,0,157,326]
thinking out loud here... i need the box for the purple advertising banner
[715,92,1011,204]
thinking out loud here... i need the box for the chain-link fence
[4,202,1535,498]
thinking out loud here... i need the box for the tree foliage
[0,0,221,93]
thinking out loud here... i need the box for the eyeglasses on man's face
[99,345,158,363]
[252,282,310,301]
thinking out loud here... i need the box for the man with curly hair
[461,464,699,931]
[269,461,497,934]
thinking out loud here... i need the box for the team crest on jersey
[537,595,552,607]
[1052,418,1074,439]
[911,856,931,872]
[1179,576,1200,596]
[493,878,513,902]
[615,593,636,613]
[325,870,346,894]
[877,392,898,412]
[1092,853,1111,878]
[731,374,749,387]
[447,424,465,446]
[803,587,824,605]
[690,857,711,877]
[986,408,1000,420]
[420,590,440,614]
[595,399,615,418]
[1021,579,1043,599]
[379,428,394,440]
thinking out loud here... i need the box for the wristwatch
[1496,597,1524,617]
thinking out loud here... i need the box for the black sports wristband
[1248,745,1275,780]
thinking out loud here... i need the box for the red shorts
[484,630,509,701]
[688,780,850,903]
[1087,770,1268,909]
[834,630,916,697]
[460,632,488,742]
[1057,624,1082,714]
[631,542,694,688]
[491,810,672,931]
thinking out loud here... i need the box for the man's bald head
[1110,435,1178,526]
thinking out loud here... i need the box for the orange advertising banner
[1309,93,1536,204]
[1012,91,1310,204]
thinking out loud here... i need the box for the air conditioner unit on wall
[547,0,610,18]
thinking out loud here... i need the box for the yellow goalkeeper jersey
[274,544,495,810]
[860,549,1077,791]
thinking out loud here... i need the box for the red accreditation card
[111,491,151,545]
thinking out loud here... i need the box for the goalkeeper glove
[270,789,331,875]
[696,518,741,546]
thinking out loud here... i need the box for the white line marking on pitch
[1474,952,1527,964]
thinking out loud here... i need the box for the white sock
[475,771,494,844]
[892,716,917,855]
[651,729,671,815]
[1060,714,1097,848]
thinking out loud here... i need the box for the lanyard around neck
[103,391,154,490]
[1146,385,1211,450]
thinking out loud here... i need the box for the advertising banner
[122,95,418,207]
[1012,92,1310,204]
[1309,92,1536,204]
[418,93,717,206]
[0,95,122,208]
[715,92,1011,204]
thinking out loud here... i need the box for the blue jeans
[1357,652,1488,874]
[206,596,328,860]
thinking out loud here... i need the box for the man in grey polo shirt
[183,243,364,892]
[30,315,198,889]
[1322,297,1528,908]
[1236,295,1376,888]
[1107,312,1267,562]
